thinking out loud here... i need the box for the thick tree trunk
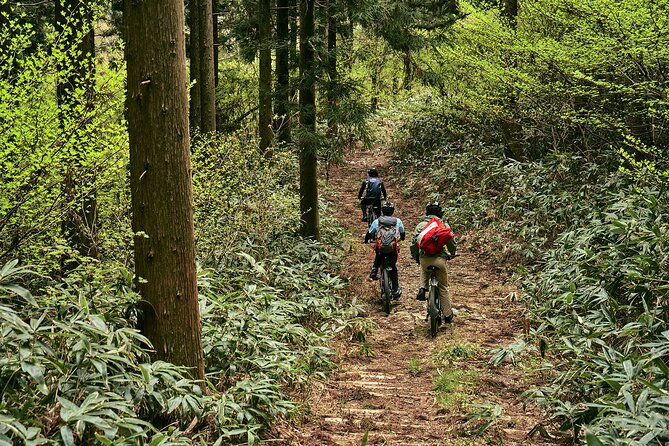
[274,0,291,145]
[124,0,205,380]
[198,0,216,133]
[258,0,273,153]
[55,0,99,259]
[299,0,319,239]
[189,0,201,132]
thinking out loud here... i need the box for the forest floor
[269,144,569,446]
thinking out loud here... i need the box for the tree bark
[0,0,11,79]
[124,0,205,380]
[274,0,291,144]
[198,0,216,133]
[500,0,524,159]
[258,0,273,153]
[189,0,201,132]
[299,0,319,239]
[502,0,518,28]
[289,0,298,97]
[55,0,99,259]
[326,0,337,135]
[213,0,219,89]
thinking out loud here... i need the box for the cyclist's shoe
[391,287,402,300]
[416,288,426,301]
[442,313,454,324]
[369,267,378,281]
[361,214,367,222]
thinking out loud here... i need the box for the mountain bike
[365,202,380,227]
[379,256,392,314]
[426,255,458,338]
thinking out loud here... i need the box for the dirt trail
[271,145,565,446]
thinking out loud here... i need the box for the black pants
[360,197,381,219]
[373,251,399,290]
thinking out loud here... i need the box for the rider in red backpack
[410,202,457,324]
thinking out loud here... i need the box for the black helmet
[381,201,395,216]
[426,202,443,218]
[368,167,379,177]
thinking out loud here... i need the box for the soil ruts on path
[270,145,567,446]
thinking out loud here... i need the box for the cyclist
[365,201,405,299]
[411,202,457,324]
[357,167,387,222]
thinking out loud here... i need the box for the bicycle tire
[381,268,391,314]
[428,282,440,338]
[367,205,376,227]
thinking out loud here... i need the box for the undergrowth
[0,135,360,445]
[391,98,669,444]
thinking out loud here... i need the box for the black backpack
[365,177,383,199]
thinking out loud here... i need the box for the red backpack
[417,217,454,256]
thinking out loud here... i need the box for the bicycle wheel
[428,282,440,338]
[367,206,375,227]
[381,268,391,314]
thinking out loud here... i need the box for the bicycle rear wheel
[428,283,440,338]
[381,268,392,314]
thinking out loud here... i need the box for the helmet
[381,201,395,216]
[426,202,443,218]
[368,167,379,177]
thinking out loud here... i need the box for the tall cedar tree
[500,0,523,159]
[198,0,216,133]
[299,0,319,239]
[55,0,98,259]
[189,0,216,133]
[274,0,291,144]
[189,0,201,131]
[259,0,273,152]
[0,0,10,76]
[326,0,337,135]
[125,0,205,380]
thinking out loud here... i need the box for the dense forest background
[1,0,668,444]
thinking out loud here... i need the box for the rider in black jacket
[358,167,387,222]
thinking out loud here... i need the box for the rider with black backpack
[358,167,387,222]
[365,201,405,299]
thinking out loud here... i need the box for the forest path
[271,144,563,446]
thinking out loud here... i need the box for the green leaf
[21,362,48,395]
[585,430,604,446]
[60,425,74,446]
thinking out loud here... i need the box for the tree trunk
[0,0,11,79]
[189,0,201,132]
[213,0,219,89]
[198,0,216,133]
[403,51,412,90]
[500,0,524,159]
[502,0,518,28]
[55,0,99,259]
[274,0,291,144]
[289,0,298,97]
[258,0,273,153]
[124,0,205,380]
[299,0,319,239]
[326,0,337,135]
